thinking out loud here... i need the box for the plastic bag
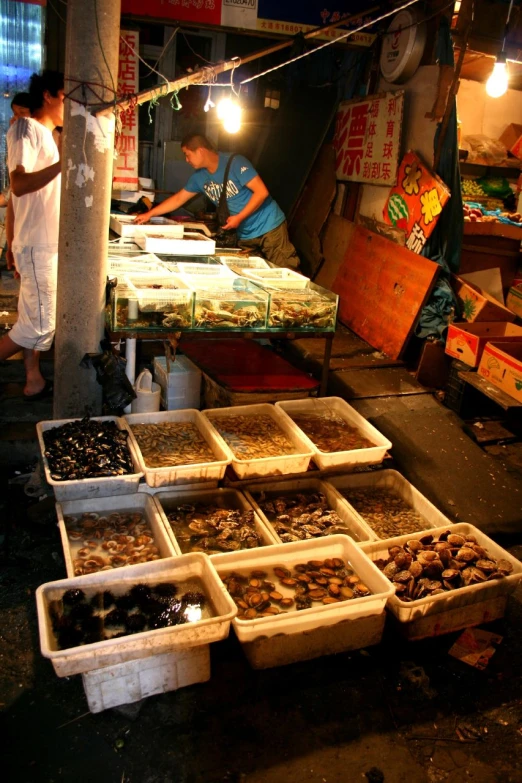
[80,338,136,415]
[460,134,510,166]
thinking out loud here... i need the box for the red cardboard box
[445,322,522,367]
[478,341,522,403]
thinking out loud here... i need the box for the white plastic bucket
[131,369,161,413]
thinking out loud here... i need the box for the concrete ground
[1,265,522,782]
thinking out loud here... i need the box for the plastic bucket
[131,369,161,413]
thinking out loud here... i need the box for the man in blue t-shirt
[135,133,299,268]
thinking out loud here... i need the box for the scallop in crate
[212,535,393,668]
[275,397,391,471]
[125,272,194,328]
[37,416,142,502]
[56,493,177,578]
[202,403,313,479]
[361,523,522,640]
[36,554,237,711]
[325,470,454,541]
[244,477,374,545]
[153,487,276,556]
[123,409,232,488]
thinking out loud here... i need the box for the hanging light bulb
[486,53,508,98]
[217,97,241,133]
[216,96,233,120]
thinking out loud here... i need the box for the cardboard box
[499,123,522,159]
[452,275,516,323]
[506,283,522,319]
[478,341,522,403]
[445,322,522,367]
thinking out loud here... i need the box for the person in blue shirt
[135,133,299,268]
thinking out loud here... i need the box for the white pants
[10,245,58,351]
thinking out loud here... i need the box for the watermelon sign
[383,151,450,254]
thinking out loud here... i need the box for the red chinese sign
[332,91,404,185]
[113,30,139,191]
[383,151,451,254]
[121,0,222,26]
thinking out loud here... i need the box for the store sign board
[113,30,139,191]
[255,0,375,44]
[221,0,258,30]
[383,151,451,254]
[121,0,222,26]
[332,91,404,185]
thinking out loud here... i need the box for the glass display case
[261,281,338,331]
[183,275,269,330]
[111,273,194,330]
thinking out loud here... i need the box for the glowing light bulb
[223,104,241,133]
[486,58,508,98]
[216,97,232,120]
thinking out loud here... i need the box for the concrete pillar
[53,0,121,418]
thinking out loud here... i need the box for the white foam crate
[56,493,177,578]
[125,272,193,314]
[108,252,167,276]
[360,523,522,635]
[82,645,210,713]
[153,487,277,556]
[135,229,215,255]
[217,255,269,270]
[110,214,178,239]
[153,355,201,411]
[244,477,374,545]
[275,397,391,471]
[240,267,310,288]
[212,534,393,643]
[202,403,313,480]
[37,417,143,502]
[36,553,237,677]
[326,470,454,540]
[123,409,232,488]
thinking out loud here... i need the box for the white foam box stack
[56,493,177,578]
[244,477,374,545]
[82,646,210,713]
[36,554,237,677]
[153,486,276,556]
[135,229,215,255]
[361,523,522,640]
[202,403,314,479]
[212,535,393,669]
[123,409,232,488]
[275,397,391,471]
[153,355,202,411]
[36,417,143,502]
[109,214,178,239]
[325,470,454,540]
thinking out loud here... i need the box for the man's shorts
[10,245,58,351]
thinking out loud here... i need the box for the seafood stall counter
[56,493,176,578]
[361,523,522,640]
[182,275,269,330]
[212,535,393,668]
[37,416,143,501]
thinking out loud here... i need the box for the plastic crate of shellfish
[240,267,309,288]
[135,229,215,255]
[182,275,269,330]
[325,470,454,541]
[36,553,237,678]
[153,487,277,557]
[202,403,313,479]
[244,477,374,546]
[360,523,522,638]
[110,214,178,239]
[212,534,393,644]
[125,272,194,315]
[37,417,143,502]
[56,493,177,579]
[217,255,269,271]
[275,397,391,471]
[123,409,232,488]
[107,252,167,277]
[261,281,338,331]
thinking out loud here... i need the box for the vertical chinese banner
[113,30,139,191]
[383,151,451,254]
[332,91,404,186]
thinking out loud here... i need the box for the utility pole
[53,0,121,418]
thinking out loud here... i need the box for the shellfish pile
[290,413,375,452]
[211,414,297,460]
[48,581,211,650]
[165,502,264,554]
[374,530,514,601]
[222,558,372,619]
[340,487,427,538]
[129,422,215,468]
[256,490,357,542]
[268,290,336,329]
[64,511,161,575]
[43,417,134,481]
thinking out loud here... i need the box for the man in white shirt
[0,71,64,399]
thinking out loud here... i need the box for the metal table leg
[320,333,333,397]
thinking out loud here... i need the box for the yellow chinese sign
[383,150,451,253]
